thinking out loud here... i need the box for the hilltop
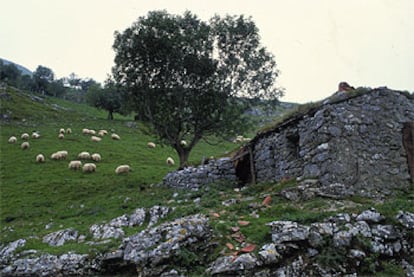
[0,58,33,77]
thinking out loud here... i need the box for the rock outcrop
[207,209,414,276]
[2,208,413,276]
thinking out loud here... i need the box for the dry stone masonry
[163,157,237,190]
[162,88,414,197]
[253,88,414,195]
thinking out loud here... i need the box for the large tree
[112,10,282,168]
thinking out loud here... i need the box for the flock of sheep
[7,128,176,175]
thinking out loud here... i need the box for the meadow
[0,87,236,248]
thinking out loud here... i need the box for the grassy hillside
[0,87,237,246]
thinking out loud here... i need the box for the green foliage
[112,10,281,167]
[86,82,125,120]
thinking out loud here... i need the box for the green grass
[0,87,236,246]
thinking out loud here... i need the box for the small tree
[33,65,54,95]
[112,11,282,168]
[86,80,124,120]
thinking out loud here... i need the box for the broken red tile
[226,242,234,250]
[238,220,250,226]
[262,195,272,207]
[231,226,240,233]
[241,243,256,253]
[212,212,220,218]
[231,232,246,243]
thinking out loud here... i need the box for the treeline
[0,59,126,119]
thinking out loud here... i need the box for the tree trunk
[177,148,191,169]
[107,110,114,120]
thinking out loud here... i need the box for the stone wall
[254,89,414,194]
[162,158,237,190]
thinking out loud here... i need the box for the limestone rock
[42,228,78,246]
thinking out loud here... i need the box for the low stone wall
[162,157,237,190]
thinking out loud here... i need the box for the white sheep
[91,153,101,162]
[21,141,30,150]
[32,132,40,139]
[57,150,68,159]
[21,133,29,140]
[51,152,62,160]
[166,157,175,166]
[82,128,90,135]
[98,130,108,136]
[36,154,45,163]
[59,128,65,134]
[91,136,102,142]
[78,151,91,160]
[147,142,156,148]
[66,128,72,134]
[83,163,96,173]
[8,136,17,143]
[115,165,131,175]
[233,135,251,143]
[111,133,120,140]
[89,129,96,135]
[68,160,82,170]
[58,133,64,139]
[180,140,187,147]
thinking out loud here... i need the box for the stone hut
[240,87,414,195]
[164,88,414,195]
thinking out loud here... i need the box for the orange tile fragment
[241,243,256,253]
[238,220,250,226]
[262,195,272,206]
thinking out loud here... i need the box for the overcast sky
[1,0,413,103]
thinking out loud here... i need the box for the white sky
[1,0,413,103]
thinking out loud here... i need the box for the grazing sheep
[51,152,63,160]
[59,128,65,134]
[115,165,130,175]
[111,133,120,140]
[36,154,45,163]
[21,141,30,150]
[68,160,82,170]
[232,135,250,143]
[89,129,96,135]
[58,133,64,139]
[147,142,156,148]
[82,163,96,173]
[91,136,102,142]
[166,157,175,166]
[21,133,29,140]
[98,130,108,136]
[82,128,90,135]
[91,153,101,162]
[57,150,68,159]
[78,151,91,160]
[180,140,187,147]
[66,128,72,134]
[32,132,40,139]
[8,136,17,143]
